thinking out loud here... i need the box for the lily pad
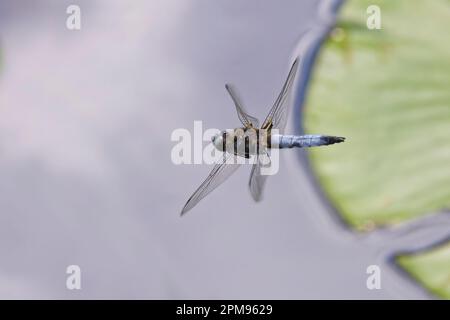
[303,0,450,299]
[396,242,450,299]
[304,0,450,230]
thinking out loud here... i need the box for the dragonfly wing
[181,152,242,215]
[225,83,259,128]
[261,58,299,133]
[248,152,271,202]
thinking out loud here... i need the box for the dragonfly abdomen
[271,134,345,149]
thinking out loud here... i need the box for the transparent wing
[181,152,241,215]
[225,83,259,128]
[248,152,271,202]
[261,58,299,133]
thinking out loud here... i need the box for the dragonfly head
[212,132,225,151]
[212,130,235,152]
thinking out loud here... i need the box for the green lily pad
[303,0,450,299]
[396,242,450,299]
[304,0,450,230]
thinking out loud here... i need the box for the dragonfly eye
[212,133,225,151]
[211,134,220,144]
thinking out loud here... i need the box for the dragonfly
[181,58,345,215]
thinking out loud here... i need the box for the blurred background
[0,0,448,299]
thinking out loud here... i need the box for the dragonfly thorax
[212,128,270,157]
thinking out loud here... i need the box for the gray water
[0,0,447,299]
